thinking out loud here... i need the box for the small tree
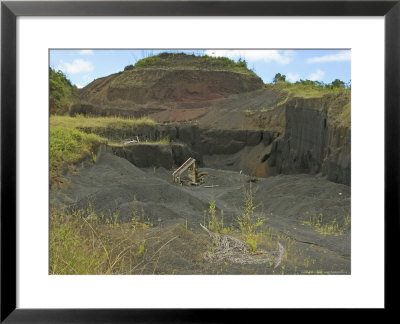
[273,73,286,84]
[237,58,248,69]
[124,64,134,71]
[237,184,264,251]
[331,79,345,88]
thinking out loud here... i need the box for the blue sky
[50,49,351,88]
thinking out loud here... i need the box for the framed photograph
[1,0,398,321]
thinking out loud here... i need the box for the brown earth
[78,69,263,108]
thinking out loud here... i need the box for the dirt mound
[77,53,264,115]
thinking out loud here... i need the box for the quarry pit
[50,52,351,274]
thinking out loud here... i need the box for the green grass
[50,115,157,182]
[137,135,170,145]
[266,82,349,101]
[50,114,155,129]
[50,127,106,181]
[49,204,149,275]
[264,83,351,127]
[301,213,351,236]
[130,52,257,76]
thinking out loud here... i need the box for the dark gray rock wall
[268,98,351,185]
[198,129,277,155]
[111,143,200,169]
[83,102,350,185]
[322,126,351,185]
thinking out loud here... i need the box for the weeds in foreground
[49,204,149,275]
[205,196,230,235]
[207,197,220,233]
[204,185,268,254]
[237,184,264,251]
[301,213,351,236]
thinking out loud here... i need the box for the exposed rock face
[107,70,264,103]
[198,129,276,155]
[267,98,351,185]
[322,126,351,185]
[105,128,277,171]
[111,143,201,170]
[81,111,350,185]
[75,69,264,117]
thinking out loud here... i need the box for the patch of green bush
[132,52,256,75]
[49,67,79,115]
[50,126,106,180]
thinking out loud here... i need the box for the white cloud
[75,84,83,89]
[286,72,300,83]
[307,51,351,63]
[57,59,94,74]
[79,50,93,55]
[308,69,325,81]
[204,50,295,65]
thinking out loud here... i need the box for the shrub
[49,67,79,115]
[124,64,134,71]
[237,184,264,249]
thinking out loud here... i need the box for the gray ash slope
[51,149,350,274]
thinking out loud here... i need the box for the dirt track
[51,150,350,274]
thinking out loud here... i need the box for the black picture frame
[1,0,399,321]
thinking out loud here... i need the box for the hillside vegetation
[50,127,106,183]
[129,52,257,75]
[265,83,351,128]
[49,68,79,115]
[50,115,155,130]
[49,115,156,183]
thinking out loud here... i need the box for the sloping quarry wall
[267,98,351,185]
[111,143,199,169]
[83,99,350,185]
